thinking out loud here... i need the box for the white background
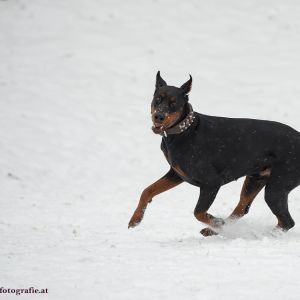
[1,0,300,299]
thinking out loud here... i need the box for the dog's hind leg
[229,174,269,220]
[265,188,295,231]
[264,171,298,231]
[128,168,183,228]
[194,185,225,236]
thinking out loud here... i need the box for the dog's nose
[153,112,165,123]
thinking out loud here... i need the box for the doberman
[128,71,300,236]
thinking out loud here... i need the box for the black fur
[156,72,300,231]
[128,72,300,233]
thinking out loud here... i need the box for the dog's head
[151,71,192,134]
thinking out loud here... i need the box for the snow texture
[1,0,300,299]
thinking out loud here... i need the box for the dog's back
[194,113,300,180]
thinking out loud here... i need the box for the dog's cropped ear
[155,71,167,90]
[180,75,192,95]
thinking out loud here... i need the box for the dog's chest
[161,139,200,181]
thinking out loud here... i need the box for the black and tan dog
[128,71,300,236]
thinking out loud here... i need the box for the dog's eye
[155,97,161,104]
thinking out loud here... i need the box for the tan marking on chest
[172,165,186,178]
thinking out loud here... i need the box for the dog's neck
[160,103,195,137]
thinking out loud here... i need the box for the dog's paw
[200,227,218,237]
[211,217,225,228]
[128,210,145,229]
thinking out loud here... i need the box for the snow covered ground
[1,0,300,299]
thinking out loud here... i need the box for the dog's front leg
[128,168,183,228]
[194,185,224,236]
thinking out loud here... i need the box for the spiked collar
[160,104,195,137]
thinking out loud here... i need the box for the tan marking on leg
[229,174,269,219]
[275,216,294,231]
[194,212,224,228]
[259,167,271,177]
[200,228,218,236]
[128,172,182,228]
[276,217,284,229]
[137,176,181,210]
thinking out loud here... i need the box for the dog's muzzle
[151,104,195,137]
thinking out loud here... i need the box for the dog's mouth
[152,122,166,134]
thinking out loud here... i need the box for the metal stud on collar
[178,110,194,132]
